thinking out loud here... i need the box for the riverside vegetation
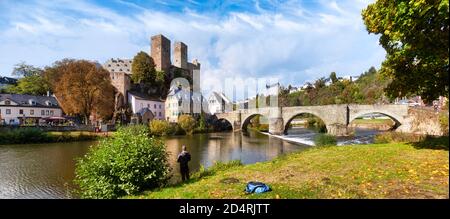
[0,127,99,145]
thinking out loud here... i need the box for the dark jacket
[177,151,191,170]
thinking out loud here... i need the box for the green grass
[127,139,449,199]
[351,118,394,125]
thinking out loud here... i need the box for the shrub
[0,128,49,144]
[314,134,337,146]
[149,120,171,136]
[74,125,171,199]
[169,123,185,135]
[178,115,196,135]
[438,113,449,136]
[374,132,425,144]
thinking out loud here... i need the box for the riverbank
[128,138,449,199]
[0,129,105,145]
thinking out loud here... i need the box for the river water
[0,130,307,199]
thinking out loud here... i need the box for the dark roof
[136,107,155,117]
[0,93,60,108]
[128,91,164,102]
[0,76,17,85]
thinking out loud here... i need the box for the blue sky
[0,0,384,98]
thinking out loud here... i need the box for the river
[0,130,307,199]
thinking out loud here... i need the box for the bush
[438,113,449,136]
[306,117,327,133]
[149,120,171,136]
[374,132,425,144]
[314,134,337,146]
[0,128,49,144]
[178,115,196,135]
[74,125,171,199]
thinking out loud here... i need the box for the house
[165,86,206,122]
[208,92,232,114]
[127,91,165,124]
[0,93,63,125]
[0,76,17,89]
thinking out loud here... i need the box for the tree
[329,72,338,84]
[362,0,449,102]
[5,62,51,95]
[178,114,196,135]
[131,51,156,84]
[46,59,115,124]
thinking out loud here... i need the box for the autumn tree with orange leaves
[45,59,115,124]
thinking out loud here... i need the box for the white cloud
[0,0,385,100]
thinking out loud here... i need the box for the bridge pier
[269,107,284,135]
[326,123,349,136]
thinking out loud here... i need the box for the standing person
[177,145,191,182]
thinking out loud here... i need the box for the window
[30,110,34,115]
[19,109,23,114]
[6,109,11,114]
[159,112,162,117]
[154,104,156,109]
[46,110,50,115]
[41,110,45,115]
[148,104,150,108]
[50,110,54,116]
[5,100,10,105]
[159,104,161,109]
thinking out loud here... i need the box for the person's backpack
[245,181,271,194]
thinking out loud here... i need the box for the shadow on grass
[409,136,449,151]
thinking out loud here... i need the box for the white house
[208,92,232,114]
[0,93,63,125]
[165,86,207,122]
[127,91,165,121]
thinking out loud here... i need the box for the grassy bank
[129,139,449,199]
[0,128,103,145]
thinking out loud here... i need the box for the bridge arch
[349,111,403,129]
[241,113,267,132]
[283,112,328,134]
[217,118,233,131]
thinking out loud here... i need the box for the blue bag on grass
[245,181,271,194]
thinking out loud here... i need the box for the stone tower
[151,34,171,74]
[173,42,188,69]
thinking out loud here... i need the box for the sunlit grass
[127,139,449,199]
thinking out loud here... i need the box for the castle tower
[174,42,188,69]
[151,34,171,74]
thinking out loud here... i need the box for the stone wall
[397,108,448,136]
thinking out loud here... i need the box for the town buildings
[127,91,165,124]
[208,91,232,114]
[0,93,62,125]
[103,34,202,123]
[165,86,206,122]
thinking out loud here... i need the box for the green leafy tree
[362,0,449,102]
[5,62,51,95]
[329,72,338,84]
[131,51,156,84]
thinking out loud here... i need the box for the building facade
[165,86,206,122]
[128,91,165,121]
[0,94,62,125]
[208,92,232,114]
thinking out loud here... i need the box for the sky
[0,0,385,100]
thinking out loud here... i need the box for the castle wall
[151,34,171,74]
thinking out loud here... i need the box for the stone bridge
[215,104,410,136]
